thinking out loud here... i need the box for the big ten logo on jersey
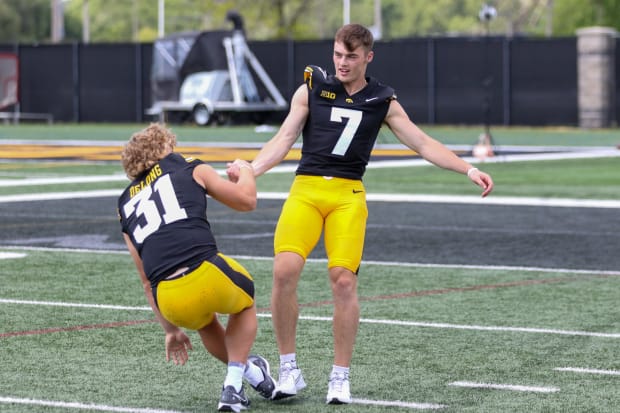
[129,164,162,198]
[320,90,336,100]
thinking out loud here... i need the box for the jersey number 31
[122,174,188,243]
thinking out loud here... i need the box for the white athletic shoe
[272,362,306,400]
[326,371,352,404]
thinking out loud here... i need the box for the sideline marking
[0,396,183,413]
[555,367,620,376]
[1,189,619,209]
[449,381,560,393]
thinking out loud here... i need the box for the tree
[0,0,53,43]
[553,0,620,35]
[1,0,619,44]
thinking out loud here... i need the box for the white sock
[331,365,350,378]
[243,360,264,387]
[223,363,245,392]
[280,353,297,369]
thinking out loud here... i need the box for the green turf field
[1,157,619,200]
[1,123,619,412]
[1,123,619,199]
[1,250,619,412]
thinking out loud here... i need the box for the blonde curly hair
[121,123,177,180]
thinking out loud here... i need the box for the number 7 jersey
[297,65,396,180]
[118,153,218,285]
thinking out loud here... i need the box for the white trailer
[146,12,287,125]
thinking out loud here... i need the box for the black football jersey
[118,152,218,286]
[296,65,396,180]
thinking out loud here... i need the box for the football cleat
[218,385,250,412]
[247,354,276,399]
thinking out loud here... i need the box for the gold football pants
[155,253,254,330]
[274,175,368,272]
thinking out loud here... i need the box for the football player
[118,123,276,412]
[229,23,494,405]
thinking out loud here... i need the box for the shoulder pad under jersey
[303,65,328,90]
[368,77,397,102]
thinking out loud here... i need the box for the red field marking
[3,272,616,339]
[0,319,155,339]
[299,273,619,308]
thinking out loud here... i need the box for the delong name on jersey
[129,164,163,198]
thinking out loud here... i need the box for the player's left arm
[193,160,257,211]
[385,100,494,197]
[122,233,193,365]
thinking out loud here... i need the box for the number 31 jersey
[118,153,218,285]
[297,65,396,180]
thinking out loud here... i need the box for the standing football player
[229,23,494,404]
[118,123,276,412]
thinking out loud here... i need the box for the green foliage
[1,0,619,43]
[553,0,620,35]
[0,0,51,43]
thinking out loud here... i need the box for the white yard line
[0,395,447,412]
[0,174,127,187]
[0,396,184,413]
[352,398,447,409]
[3,246,620,276]
[0,298,151,311]
[554,367,620,376]
[1,188,619,208]
[1,297,618,339]
[0,252,26,259]
[448,381,560,393]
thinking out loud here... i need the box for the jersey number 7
[330,107,363,156]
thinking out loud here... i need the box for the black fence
[0,35,617,126]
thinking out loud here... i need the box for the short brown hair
[334,24,374,52]
[121,123,176,180]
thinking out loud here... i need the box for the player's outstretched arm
[385,100,494,197]
[250,85,310,176]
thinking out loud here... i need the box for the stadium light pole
[158,0,165,38]
[343,0,382,39]
[343,0,350,25]
[82,0,90,43]
[51,0,64,43]
[473,3,497,159]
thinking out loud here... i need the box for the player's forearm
[251,136,295,176]
[233,166,257,211]
[417,138,473,175]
